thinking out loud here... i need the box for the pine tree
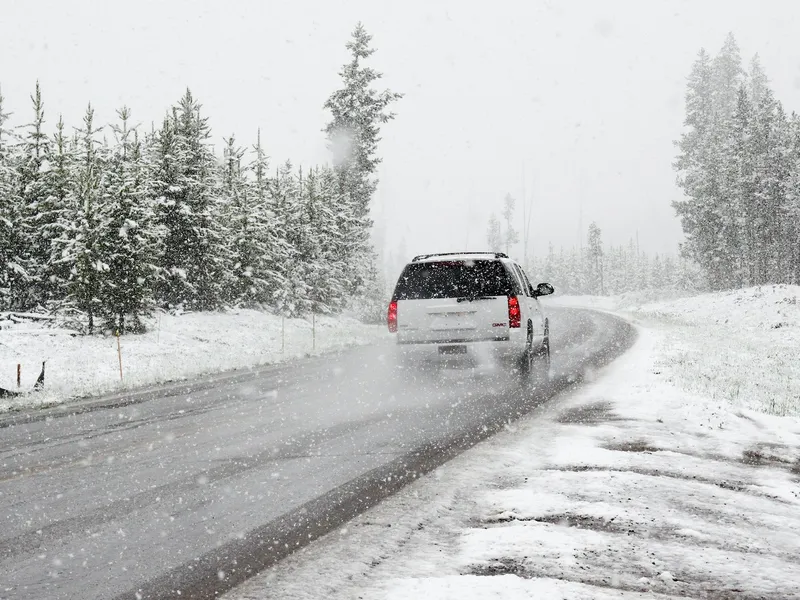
[785,113,800,284]
[721,84,754,287]
[154,90,226,310]
[586,222,604,294]
[96,107,160,332]
[150,111,184,307]
[222,134,285,308]
[317,164,355,310]
[486,215,503,252]
[501,193,519,254]
[650,254,664,288]
[675,41,743,290]
[711,33,744,120]
[44,116,78,305]
[59,104,104,332]
[175,90,226,310]
[323,23,402,293]
[749,54,769,108]
[271,161,310,317]
[0,86,23,309]
[674,49,722,287]
[17,82,54,308]
[542,242,556,285]
[249,130,288,305]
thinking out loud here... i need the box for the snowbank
[0,309,385,412]
[224,286,800,600]
[551,285,800,416]
[626,284,800,416]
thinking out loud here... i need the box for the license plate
[439,345,467,355]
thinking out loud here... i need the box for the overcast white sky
[3,0,800,272]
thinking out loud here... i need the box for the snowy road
[0,307,634,600]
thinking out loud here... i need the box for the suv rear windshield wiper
[456,295,496,303]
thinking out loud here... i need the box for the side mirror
[533,283,554,297]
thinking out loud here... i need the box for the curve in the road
[0,308,635,600]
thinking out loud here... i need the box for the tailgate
[397,297,509,344]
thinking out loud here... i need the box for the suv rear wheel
[519,320,550,385]
[518,323,535,376]
[537,319,551,381]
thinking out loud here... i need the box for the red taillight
[388,300,398,333]
[508,295,521,328]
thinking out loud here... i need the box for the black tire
[518,323,535,377]
[536,319,551,382]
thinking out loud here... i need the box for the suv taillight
[388,300,398,333]
[508,296,521,328]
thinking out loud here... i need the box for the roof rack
[411,252,509,262]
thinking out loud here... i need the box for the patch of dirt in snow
[554,400,626,425]
[603,438,663,453]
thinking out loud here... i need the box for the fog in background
[3,0,799,276]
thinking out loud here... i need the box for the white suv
[387,252,554,377]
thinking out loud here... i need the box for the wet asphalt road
[0,307,635,600]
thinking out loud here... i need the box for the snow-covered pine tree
[221,135,250,305]
[772,103,794,284]
[316,164,352,311]
[17,82,55,308]
[300,166,336,314]
[0,86,23,310]
[248,130,288,305]
[60,104,105,333]
[502,194,519,255]
[706,34,744,289]
[711,33,745,121]
[565,247,582,294]
[749,54,769,108]
[174,90,227,310]
[674,45,732,290]
[96,107,160,333]
[650,254,664,288]
[44,116,77,307]
[153,90,227,311]
[662,255,676,289]
[586,222,604,295]
[542,242,556,286]
[785,113,800,284]
[721,85,754,287]
[753,93,791,284]
[150,112,184,308]
[323,23,402,294]
[486,215,503,252]
[270,161,310,317]
[222,134,284,308]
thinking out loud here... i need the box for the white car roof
[410,252,511,264]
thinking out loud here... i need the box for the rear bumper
[394,331,526,365]
[396,335,509,345]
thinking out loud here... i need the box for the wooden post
[16,364,21,388]
[116,329,124,381]
[312,312,316,352]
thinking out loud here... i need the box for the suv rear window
[393,260,514,300]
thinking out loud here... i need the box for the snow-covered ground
[556,285,800,416]
[0,309,385,413]
[224,286,800,599]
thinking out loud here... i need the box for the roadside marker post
[17,364,20,388]
[281,317,285,355]
[312,312,316,352]
[116,329,124,381]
